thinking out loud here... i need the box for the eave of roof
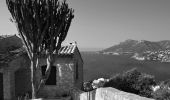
[0,48,25,65]
[0,42,82,66]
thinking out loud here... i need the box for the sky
[0,0,170,50]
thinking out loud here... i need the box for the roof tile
[0,42,77,65]
[58,43,77,55]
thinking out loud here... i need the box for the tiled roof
[9,42,77,56]
[9,46,25,53]
[0,42,78,65]
[58,43,77,55]
[0,48,25,65]
[0,34,23,53]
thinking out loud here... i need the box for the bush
[152,87,170,100]
[103,68,156,98]
[83,81,93,92]
[152,80,170,100]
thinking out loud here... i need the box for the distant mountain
[158,40,170,49]
[0,35,22,53]
[103,39,170,54]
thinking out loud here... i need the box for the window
[41,65,56,85]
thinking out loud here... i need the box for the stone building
[0,35,83,100]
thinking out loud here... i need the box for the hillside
[101,39,170,62]
[103,39,170,53]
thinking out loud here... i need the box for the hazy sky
[0,0,170,49]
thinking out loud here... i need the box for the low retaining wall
[76,87,154,100]
[95,87,154,100]
[30,96,71,100]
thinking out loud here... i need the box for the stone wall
[3,70,15,100]
[74,49,84,90]
[73,87,155,100]
[70,88,84,100]
[0,52,83,100]
[56,63,75,89]
[0,55,32,100]
[38,63,75,98]
[95,87,154,100]
[15,69,31,97]
[38,54,83,98]
[0,73,3,100]
[38,86,64,98]
[39,58,78,98]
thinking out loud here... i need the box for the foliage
[6,0,74,98]
[6,0,74,59]
[83,67,170,100]
[83,81,94,92]
[103,68,156,98]
[152,80,170,100]
[152,87,170,100]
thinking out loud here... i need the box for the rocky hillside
[101,39,170,62]
[103,39,170,53]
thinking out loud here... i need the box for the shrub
[83,81,93,92]
[152,87,170,100]
[103,68,156,98]
[152,80,170,100]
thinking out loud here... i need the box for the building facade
[0,36,83,100]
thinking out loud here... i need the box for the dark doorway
[0,73,3,100]
[41,66,56,85]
